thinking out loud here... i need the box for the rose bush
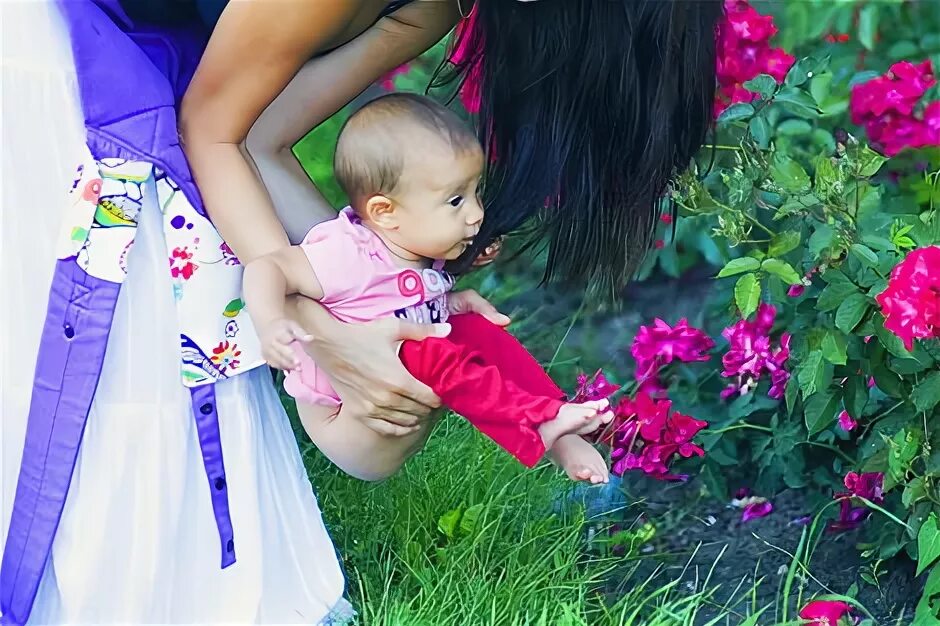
[596,2,940,621]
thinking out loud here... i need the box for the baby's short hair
[334,93,480,208]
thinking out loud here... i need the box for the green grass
[284,397,752,626]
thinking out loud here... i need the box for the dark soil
[502,265,920,625]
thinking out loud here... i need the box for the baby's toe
[572,467,593,481]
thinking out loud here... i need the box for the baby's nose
[466,202,484,225]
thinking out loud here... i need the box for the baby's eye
[448,195,465,208]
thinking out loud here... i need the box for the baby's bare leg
[297,401,442,482]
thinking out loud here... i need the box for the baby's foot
[538,400,613,449]
[549,434,610,484]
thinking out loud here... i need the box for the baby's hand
[447,289,511,326]
[260,318,313,371]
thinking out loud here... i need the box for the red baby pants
[398,313,566,467]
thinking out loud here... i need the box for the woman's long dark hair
[435,0,723,295]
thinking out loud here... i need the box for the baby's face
[389,139,485,261]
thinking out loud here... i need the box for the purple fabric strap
[1,4,237,623]
[190,385,236,568]
[1,261,121,625]
[57,0,209,218]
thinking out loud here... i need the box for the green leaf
[798,351,825,398]
[857,145,889,177]
[904,476,928,508]
[743,74,778,98]
[735,274,761,318]
[809,223,835,257]
[873,363,905,397]
[821,332,848,365]
[774,88,821,117]
[850,243,880,268]
[888,428,922,483]
[749,116,772,149]
[701,463,730,500]
[817,279,861,312]
[762,259,802,285]
[861,234,897,251]
[845,375,869,419]
[437,508,461,539]
[771,154,812,193]
[918,515,940,576]
[858,4,880,51]
[717,257,761,278]
[718,102,755,124]
[785,375,799,415]
[889,40,920,61]
[810,73,834,105]
[768,231,802,257]
[460,503,484,535]
[804,391,840,436]
[875,322,914,359]
[777,119,812,136]
[913,371,940,414]
[784,58,816,88]
[914,563,940,624]
[835,293,870,333]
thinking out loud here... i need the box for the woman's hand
[292,297,447,436]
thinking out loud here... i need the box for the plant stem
[796,441,856,464]
[704,144,744,152]
[743,212,777,237]
[712,423,773,434]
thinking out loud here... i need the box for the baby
[244,93,611,483]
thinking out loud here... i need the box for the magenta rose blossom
[876,246,940,350]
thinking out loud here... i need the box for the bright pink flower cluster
[631,319,715,395]
[573,370,620,404]
[829,472,884,533]
[714,0,795,116]
[850,60,940,156]
[608,393,707,481]
[450,12,482,114]
[837,410,857,432]
[799,600,852,626]
[731,488,774,523]
[720,304,792,400]
[875,246,940,350]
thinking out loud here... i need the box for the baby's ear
[363,194,397,228]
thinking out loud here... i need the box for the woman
[0,0,720,623]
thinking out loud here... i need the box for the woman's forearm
[243,256,291,329]
[184,137,290,264]
[244,142,337,243]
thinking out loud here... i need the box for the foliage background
[289,3,940,623]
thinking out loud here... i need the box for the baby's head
[334,93,484,261]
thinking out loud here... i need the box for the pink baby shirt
[282,208,456,406]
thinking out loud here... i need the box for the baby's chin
[442,241,471,261]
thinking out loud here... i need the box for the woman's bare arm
[180,0,373,264]
[182,0,463,426]
[244,2,461,242]
[181,0,460,263]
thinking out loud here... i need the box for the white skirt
[0,2,347,623]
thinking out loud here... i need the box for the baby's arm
[243,246,324,369]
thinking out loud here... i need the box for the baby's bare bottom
[283,295,442,481]
[298,402,442,481]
